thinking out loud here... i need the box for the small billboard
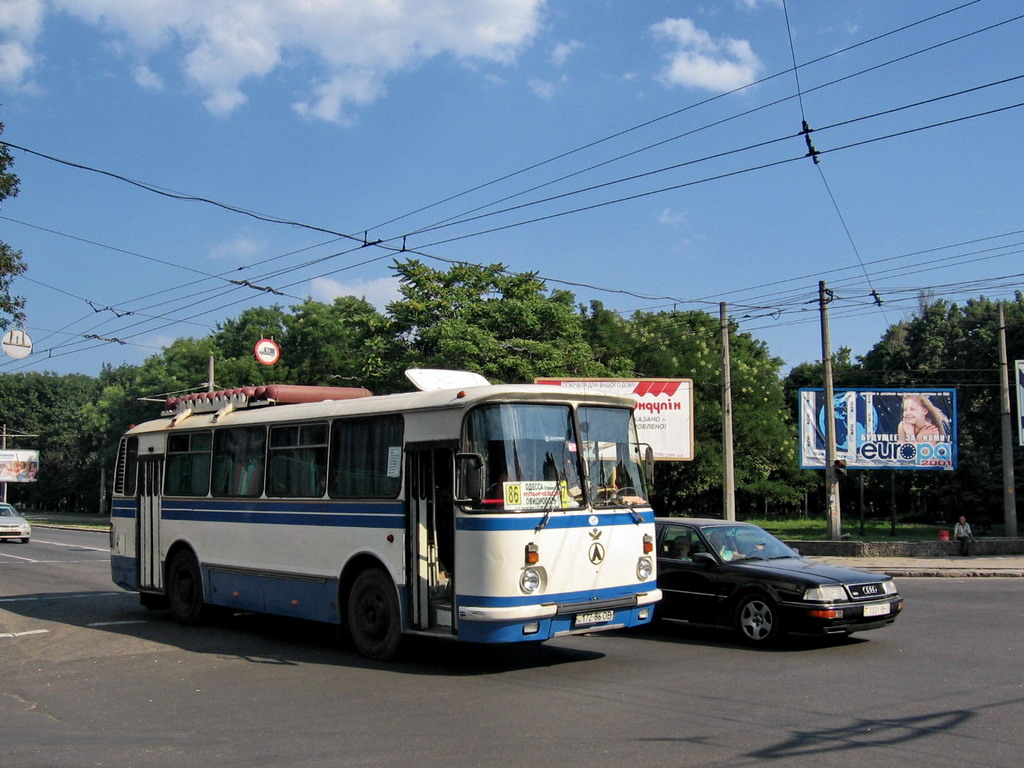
[0,450,40,482]
[799,388,957,470]
[535,378,694,461]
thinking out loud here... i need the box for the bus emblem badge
[589,543,606,565]
[589,528,602,540]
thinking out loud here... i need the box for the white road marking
[87,620,148,627]
[0,629,50,638]
[0,592,124,603]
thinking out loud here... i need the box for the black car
[655,518,903,644]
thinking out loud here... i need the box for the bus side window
[329,415,403,498]
[165,431,212,496]
[211,426,266,497]
[267,423,328,498]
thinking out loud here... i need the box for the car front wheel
[735,594,780,644]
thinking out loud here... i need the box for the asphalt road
[1,529,1021,768]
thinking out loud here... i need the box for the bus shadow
[0,589,604,675]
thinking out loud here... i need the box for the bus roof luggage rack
[162,384,373,416]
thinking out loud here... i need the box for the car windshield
[700,525,797,561]
[0,506,17,517]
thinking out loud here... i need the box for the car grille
[848,582,886,599]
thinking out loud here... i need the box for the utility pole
[998,302,1018,536]
[819,281,842,539]
[721,303,736,521]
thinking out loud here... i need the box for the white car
[0,503,31,543]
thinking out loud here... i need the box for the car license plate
[575,609,615,626]
[863,603,890,617]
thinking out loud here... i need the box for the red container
[938,529,950,542]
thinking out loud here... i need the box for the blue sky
[0,0,1021,382]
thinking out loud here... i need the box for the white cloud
[658,208,686,228]
[208,235,262,261]
[0,0,45,89]
[310,275,402,311]
[0,40,35,89]
[528,75,566,100]
[131,63,163,90]
[651,17,762,92]
[550,39,582,67]
[11,0,545,123]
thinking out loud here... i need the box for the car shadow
[623,618,870,652]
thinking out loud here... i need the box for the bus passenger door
[406,447,455,634]
[137,455,163,591]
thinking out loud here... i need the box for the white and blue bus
[110,371,660,659]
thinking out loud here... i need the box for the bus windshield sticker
[503,480,559,510]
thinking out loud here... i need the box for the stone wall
[785,538,1024,557]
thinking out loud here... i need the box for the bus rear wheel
[347,568,402,661]
[167,550,210,625]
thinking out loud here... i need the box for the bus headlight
[636,557,653,581]
[520,568,542,594]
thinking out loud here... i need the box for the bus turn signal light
[525,542,539,565]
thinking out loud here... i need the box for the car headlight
[520,568,542,594]
[636,556,653,581]
[882,580,897,595]
[804,585,847,602]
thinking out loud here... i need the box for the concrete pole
[998,302,1018,536]
[721,303,736,521]
[819,282,842,539]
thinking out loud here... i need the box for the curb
[853,567,1024,578]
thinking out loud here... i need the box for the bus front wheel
[167,550,210,625]
[347,568,402,661]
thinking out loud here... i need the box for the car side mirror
[693,552,717,566]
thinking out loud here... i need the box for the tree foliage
[0,113,27,328]
[2,255,1019,527]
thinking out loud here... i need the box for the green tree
[385,259,609,388]
[0,114,27,328]
[857,295,1024,525]
[0,372,103,512]
[282,296,388,388]
[587,307,805,517]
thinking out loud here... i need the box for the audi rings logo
[589,543,606,565]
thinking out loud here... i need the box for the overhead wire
[3,2,1020,369]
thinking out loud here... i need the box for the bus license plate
[863,604,890,617]
[575,609,615,627]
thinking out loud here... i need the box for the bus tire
[167,550,210,625]
[347,568,402,661]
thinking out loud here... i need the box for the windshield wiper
[535,495,558,532]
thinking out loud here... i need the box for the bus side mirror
[455,452,484,503]
[642,444,654,483]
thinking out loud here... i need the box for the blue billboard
[799,388,957,470]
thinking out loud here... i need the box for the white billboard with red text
[535,378,693,461]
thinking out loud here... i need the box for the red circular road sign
[254,338,281,365]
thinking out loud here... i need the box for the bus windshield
[579,406,648,508]
[463,403,648,511]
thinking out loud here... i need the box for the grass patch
[748,518,947,542]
